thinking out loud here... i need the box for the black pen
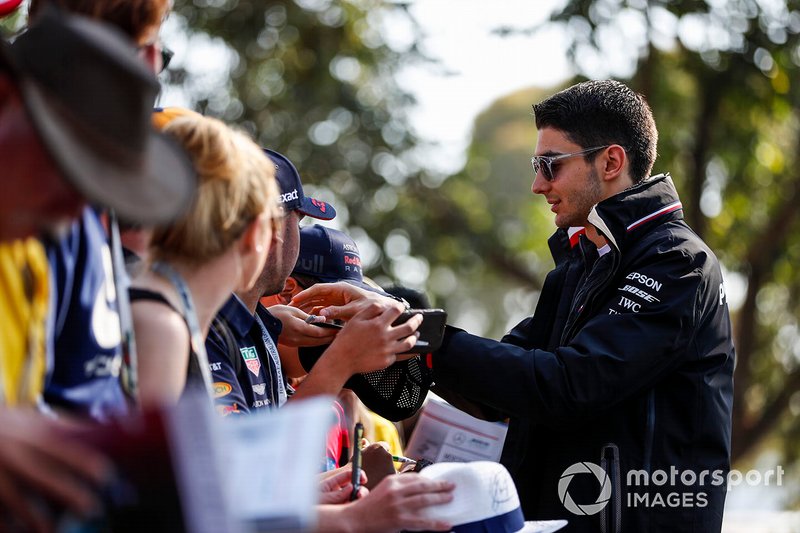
[350,422,364,501]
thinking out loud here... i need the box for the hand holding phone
[391,309,447,353]
[305,315,343,330]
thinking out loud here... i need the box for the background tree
[165,0,559,337]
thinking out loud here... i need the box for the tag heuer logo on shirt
[240,346,261,376]
[252,383,267,396]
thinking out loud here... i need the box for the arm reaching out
[268,304,339,347]
[290,300,422,402]
[316,473,454,533]
[290,282,390,321]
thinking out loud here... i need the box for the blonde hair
[150,115,280,264]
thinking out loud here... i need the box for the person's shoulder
[132,297,189,347]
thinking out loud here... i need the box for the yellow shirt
[0,238,49,406]
[367,410,405,467]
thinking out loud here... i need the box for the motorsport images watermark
[558,462,784,515]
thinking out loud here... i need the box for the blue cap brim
[298,197,336,220]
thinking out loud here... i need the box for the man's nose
[531,171,549,195]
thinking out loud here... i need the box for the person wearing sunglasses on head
[293,80,734,533]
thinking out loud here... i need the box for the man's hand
[267,305,339,347]
[0,409,112,533]
[290,282,388,321]
[320,473,454,532]
[318,465,367,505]
[323,300,422,376]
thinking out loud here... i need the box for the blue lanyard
[151,261,214,401]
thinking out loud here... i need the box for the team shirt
[44,208,128,421]
[205,295,286,416]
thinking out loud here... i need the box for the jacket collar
[218,294,256,337]
[587,173,683,252]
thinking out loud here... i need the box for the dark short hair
[533,80,657,184]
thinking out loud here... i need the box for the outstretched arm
[316,474,454,533]
[290,299,422,402]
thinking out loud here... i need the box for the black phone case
[392,309,447,353]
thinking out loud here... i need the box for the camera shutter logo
[558,462,612,515]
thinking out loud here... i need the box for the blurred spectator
[205,148,338,417]
[0,9,192,530]
[31,0,177,418]
[131,114,280,407]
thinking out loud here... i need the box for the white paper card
[219,396,335,532]
[405,395,508,464]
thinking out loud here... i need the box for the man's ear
[239,215,267,255]
[278,277,299,304]
[601,144,628,182]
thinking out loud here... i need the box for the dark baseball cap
[294,224,373,287]
[263,149,335,220]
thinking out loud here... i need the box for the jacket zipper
[562,243,621,344]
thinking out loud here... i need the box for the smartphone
[306,315,344,329]
[392,308,447,353]
[308,321,343,330]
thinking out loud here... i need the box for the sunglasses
[160,46,174,72]
[530,145,610,182]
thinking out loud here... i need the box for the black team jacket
[431,174,734,532]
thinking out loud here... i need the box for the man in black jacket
[293,80,735,532]
[432,80,734,532]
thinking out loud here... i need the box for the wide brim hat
[4,8,195,225]
[417,461,569,533]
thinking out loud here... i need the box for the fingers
[319,467,353,491]
[0,472,49,533]
[391,313,422,339]
[318,303,362,321]
[276,311,339,347]
[354,486,369,500]
[0,411,111,520]
[3,442,106,517]
[291,282,372,309]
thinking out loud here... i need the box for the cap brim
[20,78,196,225]
[297,197,335,220]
